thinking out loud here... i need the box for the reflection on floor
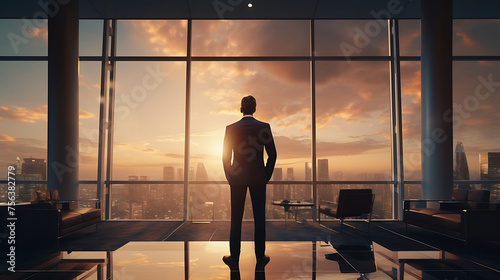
[3,221,500,279]
[5,240,500,279]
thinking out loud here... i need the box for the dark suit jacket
[223,117,277,186]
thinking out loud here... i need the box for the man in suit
[222,95,277,270]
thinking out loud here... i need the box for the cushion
[452,189,468,201]
[49,189,60,200]
[467,190,490,209]
[60,211,84,229]
[405,208,444,224]
[36,190,51,201]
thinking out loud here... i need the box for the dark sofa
[17,189,101,247]
[404,189,500,244]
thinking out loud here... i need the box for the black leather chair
[319,189,374,233]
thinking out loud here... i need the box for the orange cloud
[115,143,156,153]
[456,32,474,46]
[79,110,96,119]
[29,26,48,40]
[132,20,187,56]
[359,91,373,100]
[0,135,15,142]
[0,105,47,123]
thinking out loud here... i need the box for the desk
[272,201,314,228]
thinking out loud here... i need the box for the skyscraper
[317,159,333,202]
[177,168,184,180]
[196,162,208,181]
[480,152,500,201]
[305,162,312,200]
[318,159,329,181]
[454,141,470,190]
[273,167,284,200]
[305,162,312,181]
[163,166,175,181]
[286,168,295,200]
[454,141,469,178]
[16,157,22,174]
[22,157,46,180]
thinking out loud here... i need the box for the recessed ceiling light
[248,3,253,8]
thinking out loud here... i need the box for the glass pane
[0,19,48,56]
[0,62,47,182]
[454,19,500,56]
[79,184,98,206]
[191,61,311,181]
[111,183,183,220]
[317,184,392,219]
[113,61,186,180]
[192,20,310,56]
[316,61,392,181]
[401,61,421,181]
[267,184,313,220]
[79,61,101,180]
[404,184,422,200]
[117,20,187,56]
[190,183,229,221]
[315,20,389,57]
[399,20,420,56]
[453,62,500,190]
[80,20,103,56]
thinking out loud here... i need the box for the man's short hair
[241,95,256,115]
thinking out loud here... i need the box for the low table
[272,200,314,228]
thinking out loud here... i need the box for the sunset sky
[0,19,499,181]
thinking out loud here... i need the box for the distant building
[163,166,175,181]
[454,141,470,189]
[177,168,183,181]
[286,168,294,200]
[286,168,294,181]
[16,157,22,174]
[318,159,333,203]
[305,162,312,200]
[22,157,46,180]
[480,153,500,181]
[273,168,284,200]
[305,162,312,181]
[480,152,500,201]
[196,162,208,181]
[318,159,329,181]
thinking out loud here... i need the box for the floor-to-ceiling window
[2,17,499,220]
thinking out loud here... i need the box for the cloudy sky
[0,19,499,181]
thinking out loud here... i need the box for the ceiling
[1,0,500,20]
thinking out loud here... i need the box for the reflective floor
[6,240,500,279]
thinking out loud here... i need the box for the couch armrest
[463,209,500,241]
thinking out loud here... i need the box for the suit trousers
[230,184,266,259]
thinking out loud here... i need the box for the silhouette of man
[222,95,277,270]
